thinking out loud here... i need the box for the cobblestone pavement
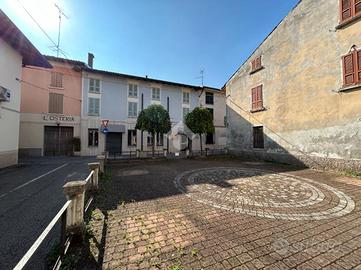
[87,158,361,270]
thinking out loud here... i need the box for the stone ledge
[338,84,361,93]
[250,107,267,113]
[336,14,361,30]
[249,66,265,75]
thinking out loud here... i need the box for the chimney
[88,53,94,68]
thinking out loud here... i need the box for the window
[183,107,190,121]
[253,126,264,149]
[152,87,160,100]
[183,92,190,104]
[48,93,63,113]
[50,72,63,88]
[206,133,214,145]
[128,102,138,117]
[128,130,137,146]
[88,97,100,116]
[342,49,361,86]
[89,79,100,93]
[251,85,263,112]
[156,133,164,146]
[207,108,214,120]
[147,132,153,146]
[340,0,361,22]
[205,92,214,105]
[88,129,99,146]
[251,56,262,73]
[128,84,138,98]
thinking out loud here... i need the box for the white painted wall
[0,39,22,167]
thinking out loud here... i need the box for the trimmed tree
[185,107,215,153]
[135,104,171,157]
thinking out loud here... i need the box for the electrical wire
[16,78,82,103]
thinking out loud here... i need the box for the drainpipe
[141,93,144,151]
[167,96,169,153]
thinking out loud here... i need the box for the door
[106,132,122,155]
[44,126,74,156]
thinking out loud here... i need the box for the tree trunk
[199,133,203,155]
[152,132,155,158]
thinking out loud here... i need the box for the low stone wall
[0,150,18,169]
[229,149,361,174]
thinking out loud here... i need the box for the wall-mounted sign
[101,127,109,134]
[43,114,75,122]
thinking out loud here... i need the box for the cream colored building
[0,10,51,168]
[225,0,361,172]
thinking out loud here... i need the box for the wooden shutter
[355,0,361,14]
[343,53,355,85]
[49,93,63,114]
[251,87,257,110]
[252,85,263,111]
[251,60,256,71]
[256,85,263,109]
[341,0,352,21]
[94,98,100,115]
[255,56,262,70]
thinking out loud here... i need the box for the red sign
[101,120,109,127]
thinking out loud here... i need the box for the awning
[107,124,125,133]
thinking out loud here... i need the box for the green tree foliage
[135,104,171,156]
[185,107,215,153]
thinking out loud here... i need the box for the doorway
[106,132,122,155]
[44,126,74,156]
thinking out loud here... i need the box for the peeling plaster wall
[226,0,361,171]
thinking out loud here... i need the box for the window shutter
[94,98,100,115]
[58,94,63,113]
[251,60,256,71]
[341,0,352,21]
[343,53,355,85]
[257,85,263,109]
[256,56,261,70]
[357,50,361,82]
[355,0,361,14]
[88,98,93,114]
[251,87,257,110]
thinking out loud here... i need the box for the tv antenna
[195,69,204,87]
[54,3,69,57]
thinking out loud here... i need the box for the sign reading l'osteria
[43,114,75,122]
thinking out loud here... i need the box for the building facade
[80,65,226,156]
[19,57,84,156]
[0,10,51,168]
[225,0,361,171]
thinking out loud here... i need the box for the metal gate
[44,126,74,156]
[105,132,122,155]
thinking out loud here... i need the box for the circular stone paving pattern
[174,167,355,221]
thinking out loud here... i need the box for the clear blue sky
[1,0,299,88]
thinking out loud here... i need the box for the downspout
[167,96,169,153]
[141,93,144,151]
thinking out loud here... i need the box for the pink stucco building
[19,56,85,156]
